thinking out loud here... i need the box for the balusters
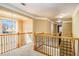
[43,34,44,53]
[73,39,75,56]
[55,37,56,56]
[34,33,76,56]
[41,35,43,52]
[7,35,10,52]
[52,37,53,56]
[34,33,36,50]
[3,36,4,53]
[11,35,14,50]
[49,37,51,55]
[13,35,15,49]
[1,36,3,54]
[0,32,76,56]
[48,37,50,55]
[0,36,1,54]
[6,36,8,51]
[46,36,47,55]
[4,36,5,53]
[49,37,51,56]
[56,38,58,56]
[10,35,11,51]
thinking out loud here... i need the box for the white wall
[72,7,79,56]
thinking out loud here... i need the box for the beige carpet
[0,42,45,56]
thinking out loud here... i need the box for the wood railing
[34,33,79,56]
[0,32,78,56]
[0,32,33,54]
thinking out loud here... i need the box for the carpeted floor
[0,42,45,56]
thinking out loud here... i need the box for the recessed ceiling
[0,3,79,21]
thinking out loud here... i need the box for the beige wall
[17,20,25,47]
[72,9,79,56]
[33,20,51,33]
[0,9,51,33]
[0,8,34,47]
[17,18,34,46]
[62,22,72,36]
[23,19,33,43]
[18,20,24,33]
[23,19,33,33]
[51,23,58,33]
[71,8,79,56]
[72,10,79,38]
[0,9,34,33]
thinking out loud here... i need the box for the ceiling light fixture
[21,3,26,6]
[59,16,63,18]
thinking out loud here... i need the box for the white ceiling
[0,3,79,21]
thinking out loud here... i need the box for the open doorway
[23,19,33,44]
[57,19,62,45]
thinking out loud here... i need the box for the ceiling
[0,3,79,22]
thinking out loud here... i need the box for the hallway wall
[33,20,51,33]
[72,10,79,38]
[51,23,58,34]
[23,19,33,43]
[17,20,25,47]
[72,7,79,56]
[62,21,72,37]
[23,19,33,33]
[0,8,34,47]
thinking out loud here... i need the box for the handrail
[35,32,78,39]
[46,35,79,40]
[0,32,77,56]
[0,32,33,36]
[34,32,78,56]
[0,32,72,36]
[0,32,33,54]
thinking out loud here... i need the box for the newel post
[33,32,36,50]
[16,32,20,48]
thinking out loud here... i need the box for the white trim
[35,17,57,24]
[0,4,56,24]
[62,21,72,23]
[0,3,58,25]
[73,5,79,17]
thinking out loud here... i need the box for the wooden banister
[0,32,77,56]
[34,32,78,56]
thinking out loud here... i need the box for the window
[0,19,16,34]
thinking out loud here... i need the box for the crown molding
[73,5,79,17]
[62,21,72,23]
[0,4,56,24]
